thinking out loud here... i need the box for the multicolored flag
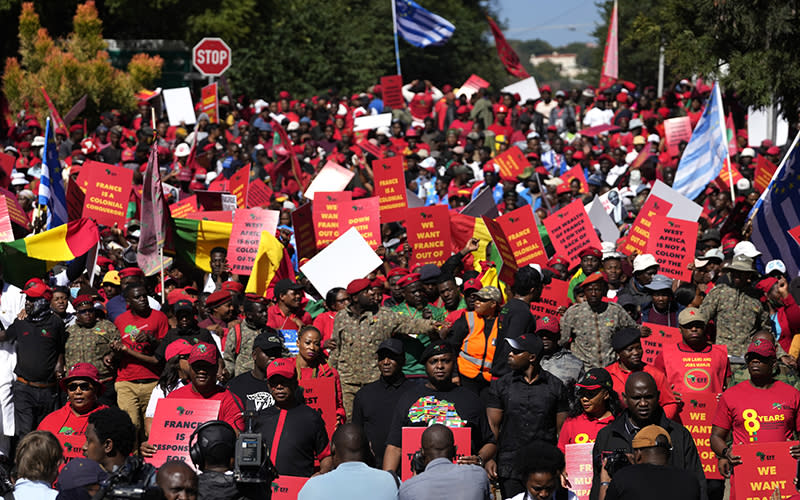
[486,16,529,79]
[245,231,294,297]
[138,146,173,276]
[599,0,618,88]
[172,218,232,273]
[393,0,455,48]
[38,117,68,229]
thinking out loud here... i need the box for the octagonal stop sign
[192,37,231,77]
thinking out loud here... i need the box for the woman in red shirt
[312,288,350,347]
[294,326,345,426]
[557,368,620,452]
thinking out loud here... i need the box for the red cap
[463,278,481,293]
[761,139,774,148]
[387,268,410,279]
[221,281,245,294]
[497,105,508,114]
[24,283,52,301]
[346,278,372,295]
[167,288,194,305]
[578,247,602,259]
[756,277,778,298]
[616,93,628,103]
[205,290,232,309]
[119,267,145,279]
[535,315,560,334]
[746,338,776,359]
[766,146,781,156]
[548,255,569,268]
[405,128,419,138]
[165,339,194,361]
[572,151,585,160]
[540,85,552,93]
[61,363,103,393]
[556,182,571,195]
[279,90,291,99]
[397,272,421,288]
[267,357,296,379]
[188,342,218,365]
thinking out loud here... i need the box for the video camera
[91,456,161,500]
[234,411,278,484]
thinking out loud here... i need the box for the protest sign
[649,180,702,221]
[565,443,594,500]
[482,216,517,283]
[640,323,681,365]
[483,206,547,284]
[621,195,672,256]
[405,206,452,268]
[353,113,392,132]
[529,279,570,318]
[0,188,29,229]
[0,200,14,243]
[501,76,541,103]
[789,225,800,248]
[754,155,778,192]
[292,203,316,261]
[646,216,698,282]
[490,146,528,180]
[542,200,602,269]
[196,190,227,211]
[340,197,380,249]
[162,87,196,126]
[381,75,405,109]
[681,392,723,480]
[200,83,218,123]
[304,161,355,201]
[401,427,470,481]
[300,377,337,437]
[586,196,619,243]
[247,179,272,208]
[561,164,589,193]
[229,208,280,274]
[170,195,197,218]
[373,156,408,222]
[580,124,620,138]
[66,180,85,222]
[313,191,351,248]
[270,476,309,500]
[222,194,237,212]
[208,175,229,192]
[145,398,221,469]
[301,227,382,297]
[461,186,499,219]
[715,162,744,192]
[76,160,114,191]
[0,152,14,187]
[456,74,490,99]
[356,139,383,159]
[664,116,692,158]
[82,163,134,227]
[733,441,799,500]
[229,164,250,208]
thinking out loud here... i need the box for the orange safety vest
[457,311,498,382]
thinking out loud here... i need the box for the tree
[3,2,163,123]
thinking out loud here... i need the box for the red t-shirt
[37,403,108,461]
[266,304,312,331]
[445,308,466,325]
[605,362,679,420]
[653,342,730,398]
[312,311,336,345]
[712,380,800,445]
[114,309,170,381]
[557,413,615,452]
[167,384,245,431]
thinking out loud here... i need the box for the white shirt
[507,490,579,500]
[583,107,614,128]
[145,380,186,418]
[12,479,58,500]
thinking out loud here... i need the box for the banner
[640,323,681,365]
[372,156,408,222]
[229,208,280,274]
[0,188,28,229]
[170,195,197,218]
[380,75,405,109]
[405,206,452,268]
[754,155,778,193]
[270,476,309,500]
[483,206,547,284]
[401,427,470,481]
[229,165,250,208]
[564,443,594,500]
[530,279,570,318]
[340,197,380,249]
[304,161,354,201]
[490,146,528,180]
[145,398,221,469]
[82,163,134,227]
[715,161,743,192]
[200,83,219,123]
[681,392,723,480]
[732,441,799,500]
[313,191,350,249]
[561,164,589,194]
[620,195,673,256]
[247,179,273,208]
[542,200,602,269]
[664,116,692,158]
[646,216,698,282]
[300,377,337,437]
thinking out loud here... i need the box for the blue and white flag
[394,0,455,48]
[39,117,68,229]
[672,81,728,200]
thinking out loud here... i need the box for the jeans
[13,381,57,437]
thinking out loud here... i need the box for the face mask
[70,287,80,298]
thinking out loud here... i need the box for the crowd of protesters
[0,73,798,500]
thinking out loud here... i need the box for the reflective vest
[457,311,498,382]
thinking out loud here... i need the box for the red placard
[530,279,570,318]
[229,208,280,274]
[229,164,250,208]
[292,202,316,260]
[145,398,221,470]
[313,191,350,249]
[490,146,528,180]
[372,156,408,222]
[564,443,594,500]
[301,377,337,438]
[270,476,309,500]
[76,160,117,191]
[0,188,30,228]
[200,83,219,123]
[732,441,799,500]
[405,206,452,269]
[340,197,380,249]
[754,155,778,193]
[664,116,692,158]
[542,199,602,269]
[681,392,723,480]
[381,75,405,110]
[82,163,134,227]
[483,206,548,284]
[208,175,229,192]
[66,179,86,221]
[170,195,197,218]
[0,152,14,188]
[640,322,681,365]
[560,164,589,194]
[0,198,14,242]
[247,179,273,208]
[645,216,698,282]
[401,427,471,481]
[183,210,233,223]
[621,195,673,256]
[715,161,744,192]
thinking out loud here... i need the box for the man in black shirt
[226,332,283,414]
[352,338,415,468]
[0,280,66,435]
[485,332,568,499]
[156,300,216,362]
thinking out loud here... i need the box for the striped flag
[672,81,728,201]
[394,0,455,48]
[39,117,68,229]
[750,134,800,279]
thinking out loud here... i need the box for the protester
[142,339,193,440]
[294,325,345,425]
[55,458,107,498]
[535,315,585,386]
[225,331,283,414]
[156,460,198,500]
[507,441,577,500]
[190,421,252,500]
[83,407,156,486]
[558,368,620,451]
[11,431,63,500]
[223,297,285,378]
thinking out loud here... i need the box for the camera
[91,456,160,500]
[234,411,278,484]
[601,449,631,477]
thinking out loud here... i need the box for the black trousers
[13,380,58,437]
[499,476,525,499]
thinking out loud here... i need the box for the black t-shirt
[252,404,329,477]
[7,314,66,382]
[605,463,701,500]
[386,383,495,455]
[226,372,274,414]
[492,298,536,378]
[156,327,217,362]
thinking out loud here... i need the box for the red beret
[548,255,569,268]
[371,277,384,288]
[463,278,481,292]
[71,294,94,307]
[167,288,194,305]
[244,292,266,303]
[119,267,145,279]
[578,247,602,259]
[387,268,410,279]
[616,93,628,103]
[205,290,232,309]
[346,278,372,295]
[24,283,52,301]
[572,151,585,160]
[580,271,608,288]
[397,272,421,288]
[221,281,245,294]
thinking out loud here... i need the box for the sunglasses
[76,308,96,315]
[67,382,93,392]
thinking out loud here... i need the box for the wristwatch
[717,447,730,459]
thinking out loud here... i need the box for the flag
[672,82,728,200]
[750,136,800,279]
[725,113,737,157]
[394,0,455,48]
[40,87,66,131]
[39,117,68,229]
[0,218,99,288]
[599,0,618,88]
[486,16,529,79]
[138,146,173,276]
[173,218,232,273]
[245,231,294,297]
[271,119,304,188]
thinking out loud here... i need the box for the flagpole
[715,83,736,204]
[159,246,165,303]
[391,0,402,76]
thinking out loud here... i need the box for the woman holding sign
[294,326,346,426]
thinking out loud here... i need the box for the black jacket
[198,471,246,500]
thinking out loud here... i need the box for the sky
[495,0,603,47]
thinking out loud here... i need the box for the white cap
[601,241,622,260]
[633,253,659,273]
[174,143,191,157]
[254,99,268,113]
[376,126,390,136]
[420,157,436,170]
[31,136,45,147]
[287,121,300,131]
[527,131,539,139]
[282,200,296,211]
[694,257,709,268]
[740,147,755,158]
[703,248,724,261]
[647,134,660,144]
[736,178,751,191]
[765,259,786,275]
[733,241,761,258]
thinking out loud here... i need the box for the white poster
[300,228,383,297]
[162,87,196,126]
[501,77,541,103]
[303,161,355,201]
[649,180,703,222]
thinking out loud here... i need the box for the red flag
[137,146,173,276]
[599,0,618,88]
[270,119,305,189]
[486,16,530,79]
[40,86,67,131]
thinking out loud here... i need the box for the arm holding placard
[710,425,740,477]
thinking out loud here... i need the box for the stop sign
[192,37,231,77]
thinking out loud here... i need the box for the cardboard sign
[405,206,452,268]
[208,175,229,192]
[530,279,570,318]
[542,200,602,269]
[483,206,547,284]
[82,163,134,227]
[0,199,14,242]
[715,161,744,192]
[646,216,698,282]
[340,197,380,249]
[290,202,316,261]
[461,186,499,219]
[754,155,778,193]
[621,195,673,256]
[270,476,309,500]
[0,152,14,187]
[372,156,408,222]
[229,164,250,208]
[229,208,280,274]
[561,164,589,193]
[300,227,382,297]
[681,392,723,480]
[145,398,221,469]
[162,87,196,126]
[200,83,219,123]
[564,443,594,500]
[401,427,471,481]
[649,180,703,222]
[0,188,29,228]
[66,179,85,221]
[353,113,392,132]
[313,191,351,249]
[381,75,405,109]
[664,116,692,158]
[76,160,114,191]
[586,196,619,243]
[640,323,681,365]
[456,74,490,99]
[300,377,337,437]
[304,161,354,201]
[247,179,273,208]
[170,195,197,218]
[222,194,237,212]
[490,146,528,180]
[732,441,799,500]
[501,76,541,103]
